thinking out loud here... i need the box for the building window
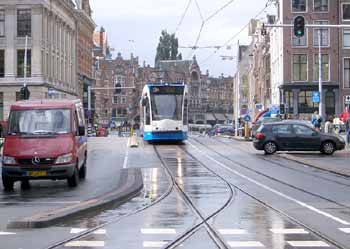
[292,0,307,12]
[325,91,335,116]
[298,91,319,113]
[17,50,31,77]
[314,54,329,81]
[113,96,119,104]
[342,3,350,21]
[292,34,307,47]
[0,10,5,37]
[284,91,294,114]
[293,54,308,81]
[0,50,4,77]
[344,29,350,48]
[313,20,329,47]
[17,9,31,37]
[344,58,350,88]
[314,0,328,12]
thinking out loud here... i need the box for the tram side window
[184,98,188,125]
[145,98,150,125]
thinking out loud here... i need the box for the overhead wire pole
[318,29,323,117]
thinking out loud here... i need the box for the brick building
[270,0,350,118]
[75,0,95,120]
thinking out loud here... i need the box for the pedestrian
[312,111,322,131]
[346,116,350,145]
[324,116,334,134]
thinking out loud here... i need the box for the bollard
[244,123,249,139]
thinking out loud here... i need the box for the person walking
[346,116,350,145]
[312,111,322,132]
[324,116,334,134]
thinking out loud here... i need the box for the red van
[2,99,88,190]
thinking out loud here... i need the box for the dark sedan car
[253,120,346,155]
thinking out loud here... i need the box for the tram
[140,83,188,141]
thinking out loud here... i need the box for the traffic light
[20,86,30,100]
[294,16,305,38]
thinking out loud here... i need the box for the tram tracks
[191,136,350,210]
[188,136,349,249]
[154,145,235,249]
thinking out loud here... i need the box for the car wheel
[79,157,87,180]
[67,166,79,187]
[2,176,14,191]
[21,180,31,190]
[264,141,277,155]
[321,141,335,155]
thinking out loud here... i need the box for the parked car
[2,99,88,190]
[208,124,235,136]
[253,120,346,155]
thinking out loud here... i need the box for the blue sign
[243,115,251,123]
[48,87,55,97]
[312,91,320,103]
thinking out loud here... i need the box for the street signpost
[345,95,350,105]
[312,92,320,103]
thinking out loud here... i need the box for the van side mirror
[78,126,85,136]
[141,97,147,107]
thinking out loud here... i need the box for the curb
[277,153,350,177]
[7,168,144,229]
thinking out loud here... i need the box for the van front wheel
[67,166,79,187]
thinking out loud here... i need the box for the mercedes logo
[32,156,41,165]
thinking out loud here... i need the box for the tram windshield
[150,87,184,121]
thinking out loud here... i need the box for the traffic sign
[243,115,251,123]
[312,91,320,103]
[345,95,350,105]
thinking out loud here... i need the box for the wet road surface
[1,136,350,248]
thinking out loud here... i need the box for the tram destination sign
[151,86,184,95]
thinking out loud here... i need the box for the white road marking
[123,138,130,169]
[188,141,350,226]
[339,228,350,233]
[219,229,247,235]
[286,241,330,247]
[0,201,81,204]
[0,232,16,235]
[143,241,168,247]
[141,228,176,234]
[227,241,264,247]
[64,241,105,247]
[270,228,309,234]
[70,228,106,235]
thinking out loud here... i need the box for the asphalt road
[1,135,350,249]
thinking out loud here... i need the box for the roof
[11,99,81,110]
[146,83,186,87]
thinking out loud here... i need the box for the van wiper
[31,130,59,135]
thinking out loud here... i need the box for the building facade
[0,0,78,120]
[75,0,95,121]
[270,0,345,118]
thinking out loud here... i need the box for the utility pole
[318,29,323,118]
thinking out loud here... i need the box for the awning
[214,113,226,121]
[205,113,216,121]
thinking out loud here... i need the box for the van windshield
[8,109,71,135]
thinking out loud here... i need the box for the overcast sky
[90,0,275,77]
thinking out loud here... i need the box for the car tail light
[256,132,264,140]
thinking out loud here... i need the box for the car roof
[264,120,312,126]
[11,99,81,110]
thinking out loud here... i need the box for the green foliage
[155,30,182,66]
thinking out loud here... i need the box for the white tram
[140,83,188,141]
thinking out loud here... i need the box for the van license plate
[28,171,47,177]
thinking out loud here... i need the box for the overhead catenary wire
[199,2,271,66]
[175,0,193,34]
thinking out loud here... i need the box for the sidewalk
[277,148,350,177]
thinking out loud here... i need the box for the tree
[155,30,182,66]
